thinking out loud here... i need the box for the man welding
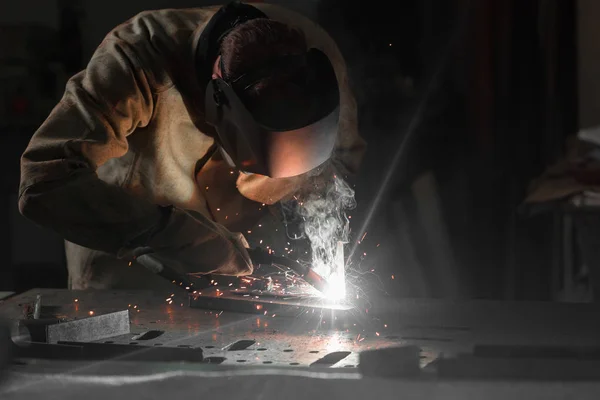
[18,1,365,291]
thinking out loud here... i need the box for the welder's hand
[123,208,253,277]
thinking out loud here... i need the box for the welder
[17,1,365,290]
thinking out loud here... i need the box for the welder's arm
[18,29,252,276]
[18,36,162,253]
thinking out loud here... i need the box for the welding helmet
[205,46,340,178]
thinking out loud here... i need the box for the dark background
[0,0,589,301]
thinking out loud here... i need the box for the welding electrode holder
[247,247,329,294]
[131,245,328,294]
[131,248,212,292]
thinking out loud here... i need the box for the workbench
[1,289,600,399]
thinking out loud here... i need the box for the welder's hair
[219,18,308,102]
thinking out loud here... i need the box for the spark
[360,232,367,242]
[74,299,78,303]
[376,332,380,336]
[272,314,276,317]
[88,311,94,316]
[128,261,132,267]
[228,283,233,287]
[205,186,209,190]
[391,275,395,280]
[260,240,263,244]
[216,208,220,211]
[133,305,137,309]
[384,324,388,328]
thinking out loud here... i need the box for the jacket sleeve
[18,20,172,254]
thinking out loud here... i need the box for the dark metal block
[14,341,203,362]
[359,346,421,377]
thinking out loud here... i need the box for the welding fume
[17,1,366,300]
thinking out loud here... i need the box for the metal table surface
[2,289,600,365]
[2,289,600,399]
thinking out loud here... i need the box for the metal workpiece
[0,289,426,368]
[46,310,130,344]
[2,289,600,378]
[188,287,353,317]
[12,341,204,363]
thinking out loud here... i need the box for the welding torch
[133,246,329,295]
[246,247,330,294]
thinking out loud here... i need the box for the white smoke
[297,174,356,287]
